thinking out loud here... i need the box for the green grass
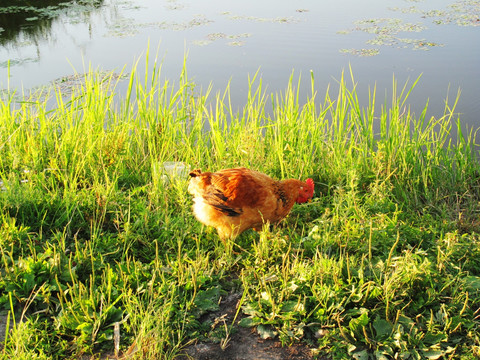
[1,56,479,359]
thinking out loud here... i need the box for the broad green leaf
[352,350,369,360]
[424,332,447,345]
[349,311,369,333]
[374,350,389,360]
[242,303,262,317]
[238,317,256,328]
[373,316,392,338]
[465,276,480,290]
[281,300,304,314]
[76,322,93,334]
[193,286,222,315]
[422,350,444,360]
[257,324,277,339]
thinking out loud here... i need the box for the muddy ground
[179,326,314,360]
[0,314,6,346]
[178,292,315,360]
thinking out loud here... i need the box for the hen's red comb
[306,178,315,195]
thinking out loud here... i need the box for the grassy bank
[1,58,479,359]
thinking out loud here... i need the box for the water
[1,0,480,133]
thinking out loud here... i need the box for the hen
[188,167,314,240]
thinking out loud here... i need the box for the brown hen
[188,167,314,240]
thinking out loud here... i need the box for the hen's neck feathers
[278,179,304,202]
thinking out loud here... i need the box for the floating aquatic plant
[105,16,138,37]
[0,70,128,102]
[339,17,443,55]
[341,0,478,56]
[221,11,299,24]
[389,6,421,14]
[49,71,128,96]
[149,16,213,31]
[164,2,185,11]
[192,32,252,46]
[340,48,380,56]
[354,18,426,35]
[104,15,214,38]
[391,0,480,26]
[206,32,228,41]
[0,56,38,68]
[398,38,443,50]
[437,0,480,26]
[227,40,245,47]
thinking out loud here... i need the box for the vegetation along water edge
[0,57,479,359]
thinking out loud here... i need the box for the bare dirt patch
[178,292,315,360]
[180,326,314,360]
[0,314,7,348]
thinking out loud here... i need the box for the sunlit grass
[1,56,479,359]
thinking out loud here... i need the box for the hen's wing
[192,168,271,216]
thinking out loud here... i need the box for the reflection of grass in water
[0,1,104,68]
[0,1,104,27]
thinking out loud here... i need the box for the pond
[1,0,480,135]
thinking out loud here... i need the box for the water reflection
[0,0,104,46]
[0,0,479,135]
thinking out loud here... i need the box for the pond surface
[1,0,480,133]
